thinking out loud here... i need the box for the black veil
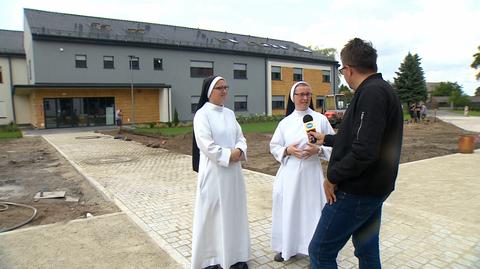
[192,76,221,172]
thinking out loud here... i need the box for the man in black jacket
[308,38,403,269]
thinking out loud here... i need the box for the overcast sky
[1,0,479,95]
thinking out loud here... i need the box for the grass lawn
[0,130,23,139]
[451,109,480,116]
[133,121,280,136]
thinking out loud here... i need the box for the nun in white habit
[269,81,335,262]
[191,76,250,269]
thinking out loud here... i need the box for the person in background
[269,81,335,262]
[408,103,416,123]
[420,103,427,120]
[115,108,123,127]
[191,75,250,269]
[308,38,403,269]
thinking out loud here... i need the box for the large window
[154,58,163,70]
[322,70,331,83]
[103,56,114,69]
[233,63,247,79]
[234,95,248,111]
[43,97,115,128]
[271,66,281,80]
[129,56,140,70]
[191,96,200,113]
[293,68,303,81]
[190,61,213,77]
[75,54,87,68]
[272,95,285,110]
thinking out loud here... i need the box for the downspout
[264,58,268,115]
[168,87,172,122]
[8,56,16,123]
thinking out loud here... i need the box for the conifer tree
[393,53,427,105]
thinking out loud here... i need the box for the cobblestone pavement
[43,133,480,269]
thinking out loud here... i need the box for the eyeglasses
[213,85,229,91]
[339,65,355,75]
[294,93,312,98]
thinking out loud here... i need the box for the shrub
[173,108,179,126]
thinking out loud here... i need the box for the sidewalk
[15,131,475,269]
[434,110,480,132]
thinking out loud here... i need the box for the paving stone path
[43,133,480,269]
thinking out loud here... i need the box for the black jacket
[324,73,403,197]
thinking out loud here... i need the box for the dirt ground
[103,117,480,176]
[1,117,478,232]
[0,137,119,232]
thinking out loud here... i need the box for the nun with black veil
[191,75,250,269]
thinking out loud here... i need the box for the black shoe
[205,265,222,269]
[230,262,248,269]
[273,252,284,262]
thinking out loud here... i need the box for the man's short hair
[340,38,378,73]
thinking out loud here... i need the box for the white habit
[191,102,251,269]
[270,108,335,260]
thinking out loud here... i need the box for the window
[271,66,281,80]
[75,54,87,68]
[293,68,303,81]
[129,56,140,70]
[233,63,247,79]
[272,95,285,110]
[234,95,248,111]
[191,96,200,113]
[322,70,331,83]
[154,58,163,70]
[103,56,114,69]
[190,61,213,77]
[0,66,3,83]
[316,96,325,113]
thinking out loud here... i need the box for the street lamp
[128,55,136,128]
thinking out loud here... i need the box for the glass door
[57,98,73,128]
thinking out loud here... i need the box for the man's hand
[323,179,337,205]
[308,131,325,145]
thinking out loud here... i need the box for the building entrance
[43,97,115,128]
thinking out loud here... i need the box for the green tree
[393,52,428,105]
[475,86,480,96]
[449,90,471,108]
[471,45,480,80]
[338,84,353,103]
[431,82,463,96]
[308,46,337,58]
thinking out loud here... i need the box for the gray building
[10,8,338,128]
[0,30,27,126]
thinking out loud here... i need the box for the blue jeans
[308,191,388,269]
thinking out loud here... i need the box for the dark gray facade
[23,8,338,121]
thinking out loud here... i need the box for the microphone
[303,115,317,144]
